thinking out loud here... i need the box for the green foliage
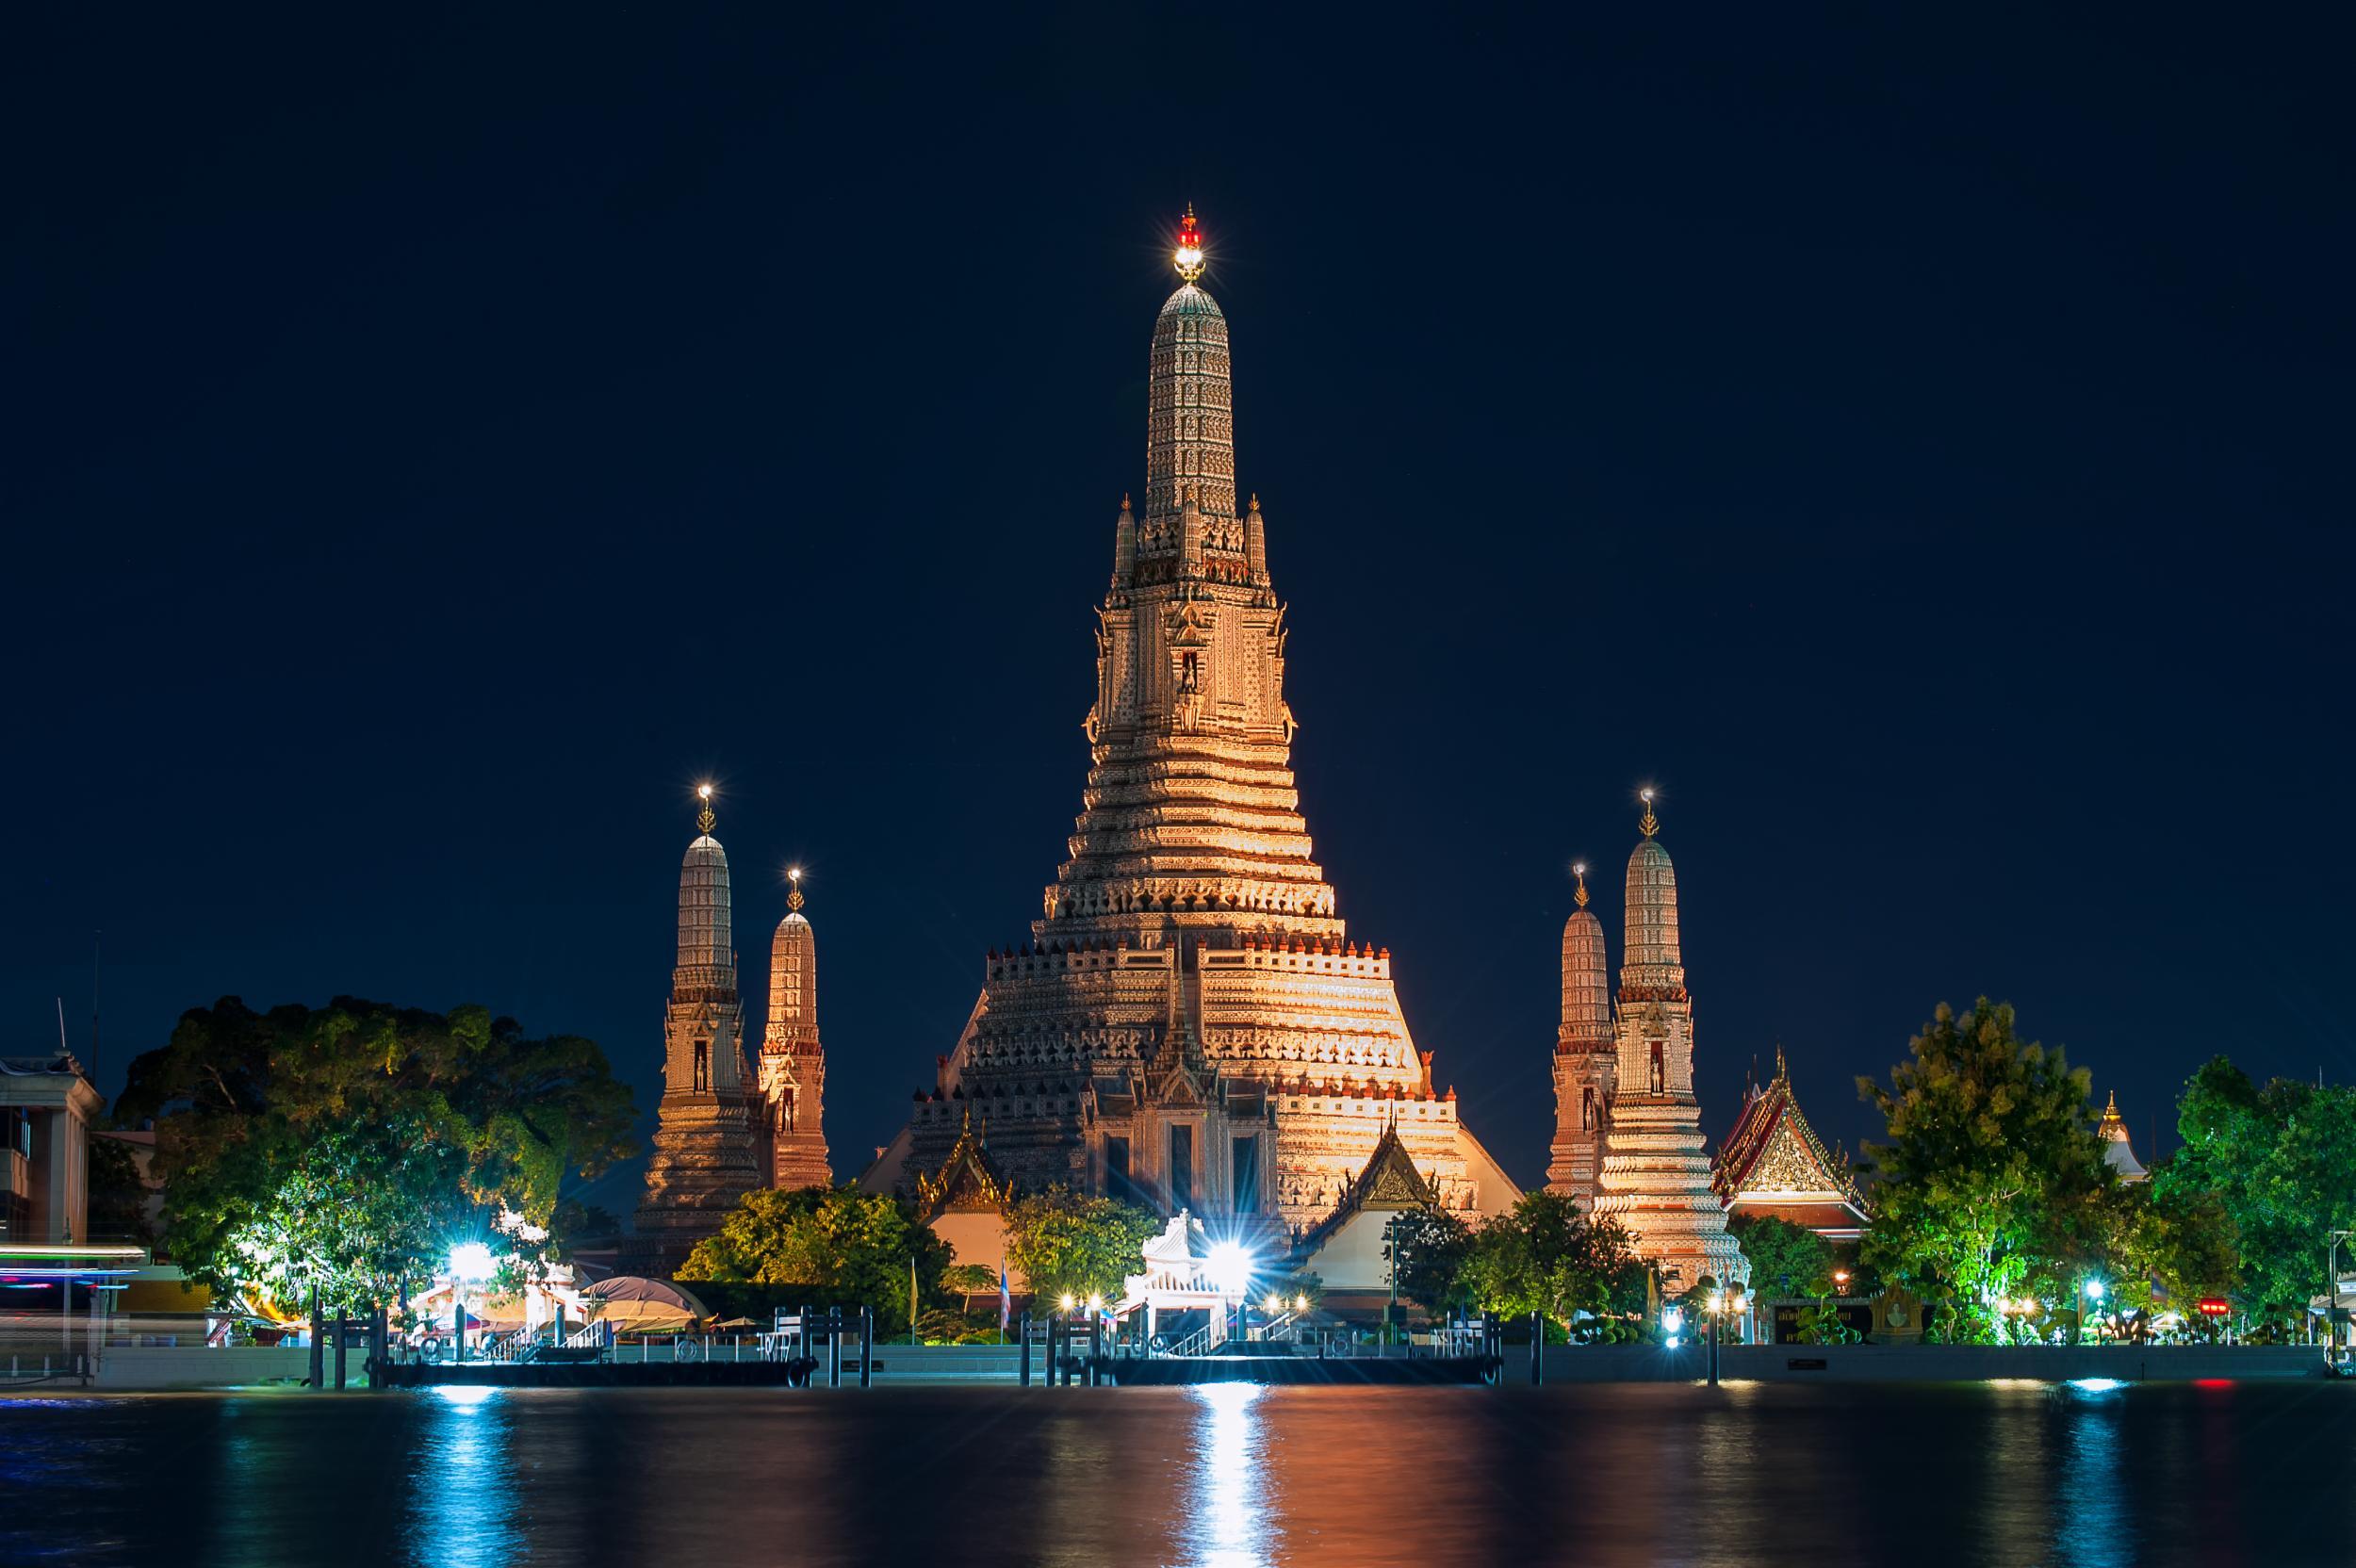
[2160,1055,2353,1316]
[941,1263,1002,1296]
[86,1135,155,1246]
[1457,1192,1647,1334]
[112,996,637,1303]
[1729,1215,1835,1299]
[1795,1302,1864,1345]
[679,1186,952,1338]
[1003,1187,1161,1303]
[1382,1208,1475,1315]
[1857,999,2114,1342]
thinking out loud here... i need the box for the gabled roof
[1713,1049,1868,1218]
[1293,1119,1441,1256]
[913,1107,1011,1219]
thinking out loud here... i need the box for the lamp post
[447,1243,493,1368]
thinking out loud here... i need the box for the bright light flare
[1205,1241,1254,1298]
[2085,1280,2107,1301]
[448,1242,495,1283]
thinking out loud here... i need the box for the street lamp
[447,1242,494,1364]
[2080,1278,2107,1345]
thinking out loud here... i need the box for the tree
[680,1186,953,1337]
[1003,1187,1161,1304]
[1857,999,2114,1342]
[1728,1215,1834,1300]
[113,996,637,1308]
[1457,1192,1645,1335]
[1382,1208,1475,1317]
[2160,1056,2354,1318]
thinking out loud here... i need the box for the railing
[1161,1322,1215,1358]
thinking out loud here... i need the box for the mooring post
[828,1307,843,1388]
[308,1282,325,1391]
[1019,1311,1032,1387]
[1088,1313,1103,1386]
[1531,1311,1544,1385]
[334,1308,349,1391]
[859,1306,874,1389]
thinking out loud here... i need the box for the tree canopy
[113,996,636,1304]
[1728,1214,1836,1299]
[2160,1055,2352,1315]
[1458,1192,1646,1331]
[1857,999,2114,1339]
[1003,1187,1162,1303]
[679,1186,952,1337]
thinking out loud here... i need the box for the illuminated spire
[1573,861,1590,909]
[1639,787,1659,839]
[787,865,805,915]
[1173,204,1205,283]
[696,782,716,837]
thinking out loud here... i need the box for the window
[1169,1125,1194,1209]
[1232,1136,1260,1213]
[1104,1136,1132,1200]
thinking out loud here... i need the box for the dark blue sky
[8,6,2350,1220]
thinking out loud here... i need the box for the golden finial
[1572,861,1589,909]
[695,782,715,836]
[1639,787,1659,839]
[1775,1043,1788,1082]
[1173,204,1205,283]
[787,865,805,914]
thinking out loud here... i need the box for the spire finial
[1173,204,1205,283]
[1639,787,1659,839]
[1572,861,1589,909]
[1775,1043,1788,1082]
[696,782,716,836]
[787,865,805,914]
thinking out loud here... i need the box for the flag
[999,1266,1011,1331]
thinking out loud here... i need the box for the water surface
[6,1380,2353,1566]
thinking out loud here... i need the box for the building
[758,869,830,1188]
[0,1053,105,1244]
[1546,864,1615,1206]
[862,209,1517,1248]
[2097,1090,2149,1183]
[1592,793,1749,1294]
[626,788,764,1276]
[1712,1049,1870,1243]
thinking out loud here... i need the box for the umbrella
[582,1276,709,1331]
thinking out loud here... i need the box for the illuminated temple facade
[1712,1049,1870,1243]
[1588,798,1750,1294]
[864,212,1516,1246]
[629,796,832,1276]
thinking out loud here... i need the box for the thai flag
[999,1266,1011,1330]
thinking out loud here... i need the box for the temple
[1546,862,1615,1205]
[757,868,830,1188]
[863,208,1517,1248]
[626,787,764,1276]
[1591,793,1749,1294]
[1712,1049,1870,1242]
[2098,1090,2149,1183]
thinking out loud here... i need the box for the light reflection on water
[1187,1383,1277,1567]
[4,1380,2353,1566]
[406,1386,520,1567]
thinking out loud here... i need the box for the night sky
[10,8,2351,1222]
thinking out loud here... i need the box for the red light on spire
[1173,204,1205,282]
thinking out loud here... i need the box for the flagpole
[909,1254,917,1348]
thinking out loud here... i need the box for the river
[5,1380,2353,1565]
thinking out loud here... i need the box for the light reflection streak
[2059,1381,2134,1566]
[1186,1382,1277,1568]
[406,1386,521,1566]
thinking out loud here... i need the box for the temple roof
[1292,1119,1441,1256]
[2098,1090,2149,1182]
[1713,1049,1867,1223]
[914,1108,1011,1219]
